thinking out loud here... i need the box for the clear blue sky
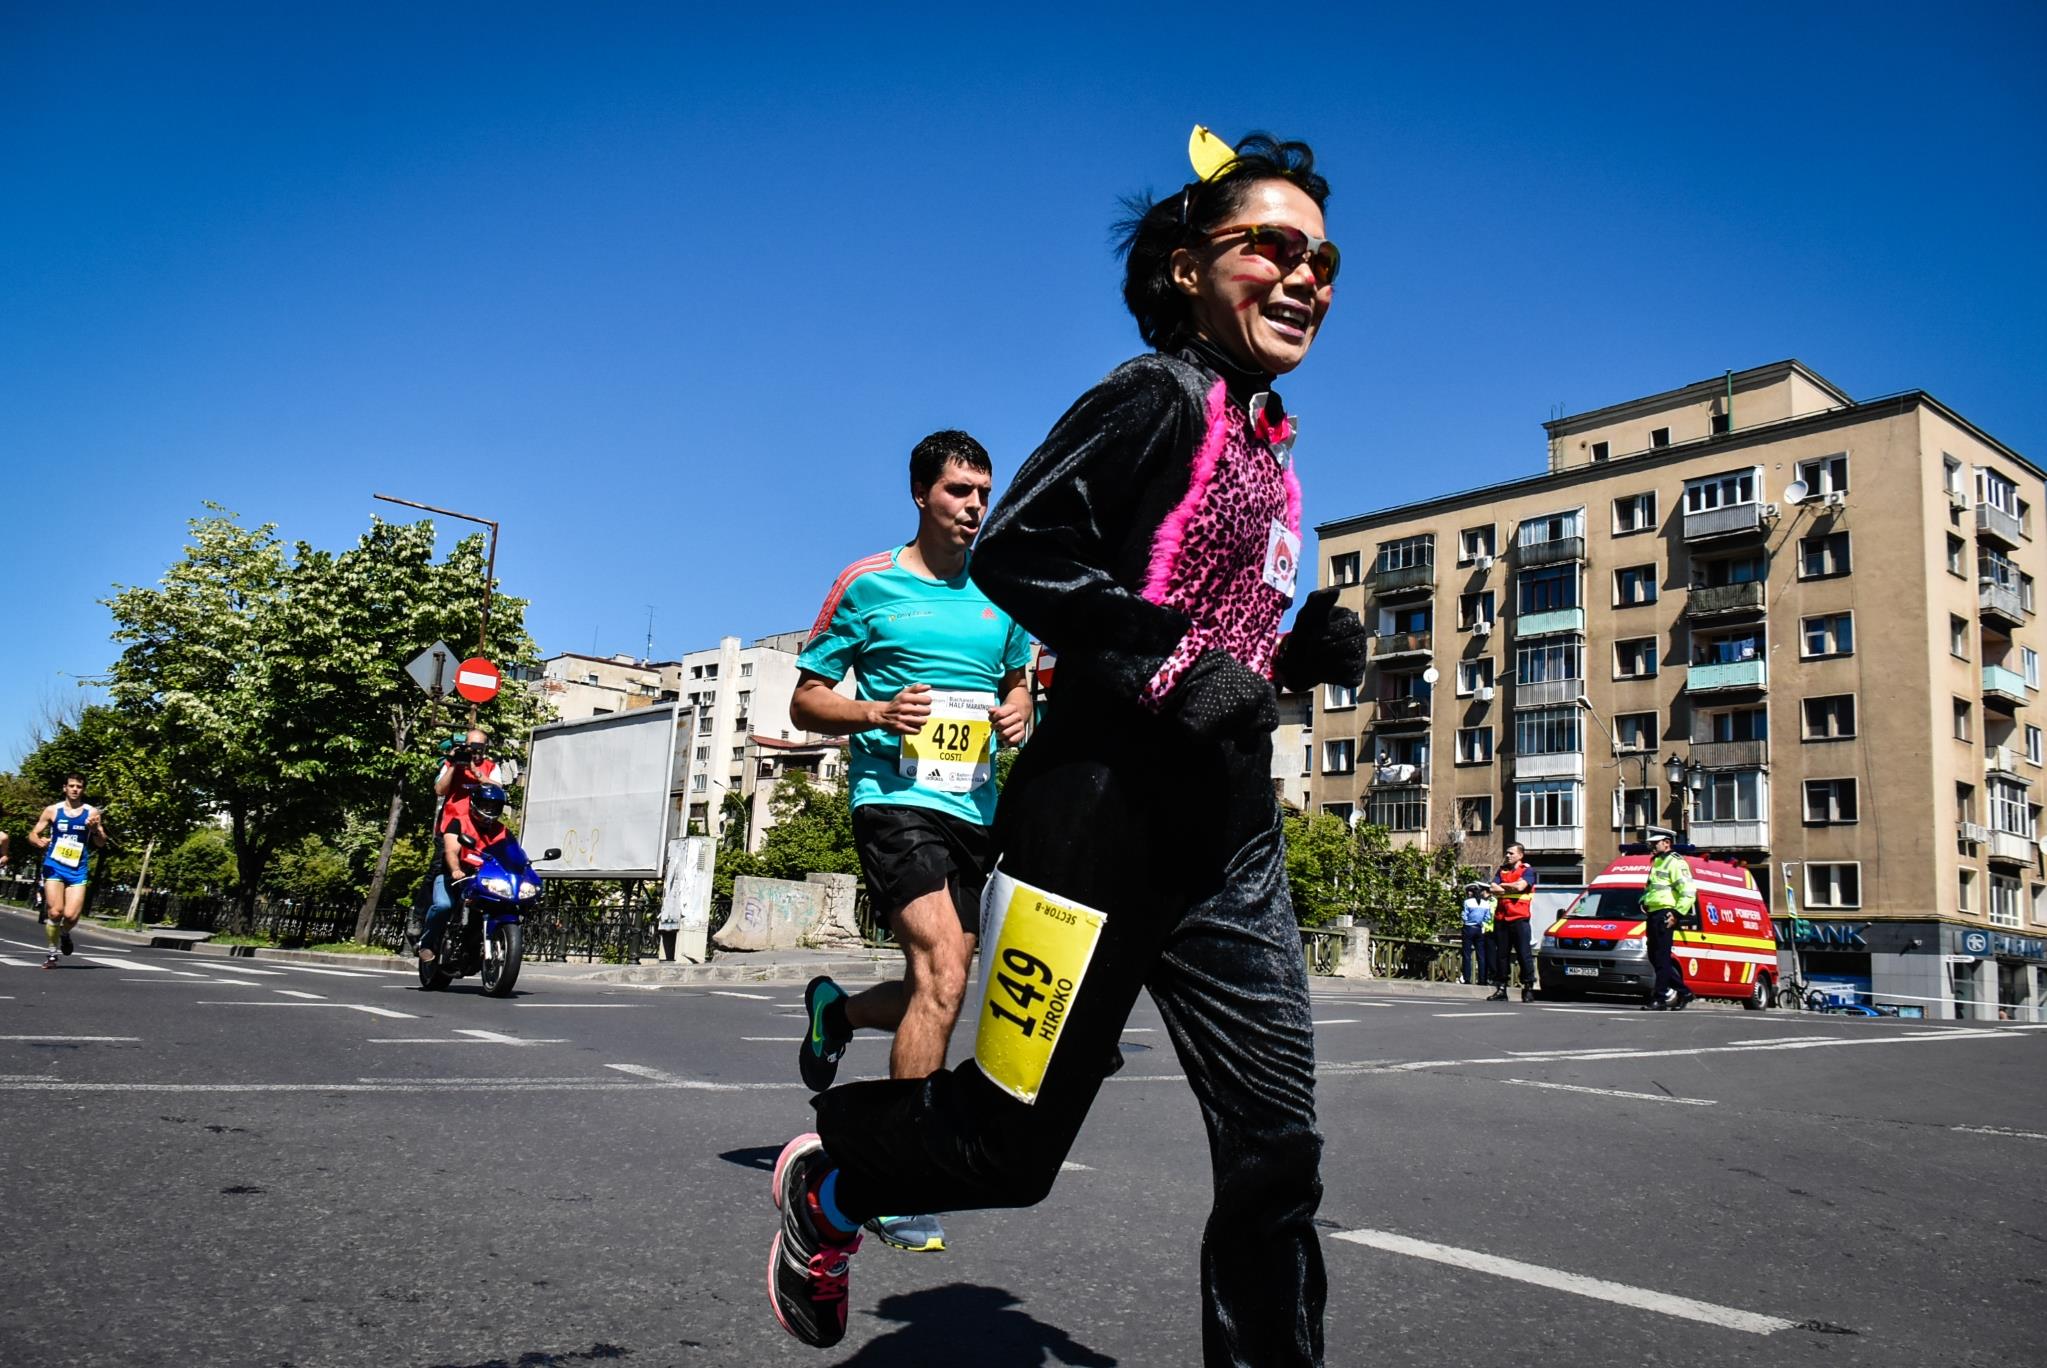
[5,1,2043,763]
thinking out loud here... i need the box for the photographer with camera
[434,728,505,825]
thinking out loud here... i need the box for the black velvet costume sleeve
[971,357,1199,704]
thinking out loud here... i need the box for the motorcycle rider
[419,782,512,964]
[1641,828,1696,1009]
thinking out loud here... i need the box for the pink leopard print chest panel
[1139,378,1304,705]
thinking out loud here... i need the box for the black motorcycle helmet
[471,783,508,823]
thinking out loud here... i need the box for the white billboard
[520,705,684,879]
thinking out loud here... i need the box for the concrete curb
[0,905,413,972]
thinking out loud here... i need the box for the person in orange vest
[1487,841,1538,1002]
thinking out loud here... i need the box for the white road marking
[1952,1124,2047,1141]
[274,989,326,1000]
[80,943,130,952]
[741,1036,805,1042]
[2005,1023,2047,1031]
[1330,1228,1795,1335]
[85,955,170,972]
[1121,1027,1157,1033]
[1433,1011,1508,1019]
[607,1062,680,1081]
[193,1001,415,1019]
[1060,1161,1091,1172]
[356,1077,598,1084]
[453,1028,562,1046]
[503,1003,642,1008]
[1314,1018,1360,1025]
[710,990,773,1000]
[1503,1079,1717,1106]
[268,964,377,979]
[1,938,54,952]
[198,963,287,977]
[1540,1006,1627,1015]
[0,956,36,968]
[0,1076,813,1093]
[0,1034,141,1042]
[1336,1028,2017,1074]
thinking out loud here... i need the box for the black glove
[1163,650,1279,742]
[1275,586,1368,691]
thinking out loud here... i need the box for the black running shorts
[850,803,995,937]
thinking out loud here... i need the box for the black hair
[909,429,991,491]
[1114,132,1331,351]
[64,771,87,785]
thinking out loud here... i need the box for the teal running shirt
[798,546,1033,826]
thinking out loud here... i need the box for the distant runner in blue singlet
[30,773,105,968]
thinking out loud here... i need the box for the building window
[1515,705,1581,756]
[1613,491,1656,534]
[1704,706,1769,742]
[1459,590,1496,630]
[1710,411,1731,435]
[1989,779,2031,837]
[1698,769,1765,823]
[1455,727,1495,764]
[1950,615,1970,659]
[1374,535,1434,573]
[732,747,744,760]
[1614,638,1659,679]
[1615,712,1658,752]
[1944,456,1965,499]
[1325,682,1357,709]
[703,664,718,679]
[1804,778,1859,825]
[1958,782,1978,825]
[1802,613,1854,659]
[740,662,753,678]
[1518,565,1579,614]
[1797,454,1849,497]
[1614,786,1659,831]
[694,745,709,762]
[1459,526,1496,563]
[1330,551,1361,586]
[1613,565,1658,607]
[1517,509,1585,549]
[1322,801,1355,823]
[1805,863,1861,909]
[1684,467,1759,513]
[691,774,707,793]
[2026,648,2041,690]
[1650,427,1671,448]
[1691,552,1765,588]
[2026,574,2038,613]
[2033,884,2047,926]
[697,713,714,734]
[583,672,600,686]
[1515,638,1583,687]
[1990,875,2023,929]
[1515,781,1580,829]
[1979,467,2021,518]
[1589,441,1610,463]
[1954,698,1972,742]
[1367,786,1428,832]
[1457,796,1493,834]
[1798,532,1851,580]
[1958,868,1976,914]
[1456,658,1495,696]
[2028,725,2044,766]
[1302,741,1312,777]
[1802,695,1857,740]
[1324,739,1355,774]
[1947,535,1967,577]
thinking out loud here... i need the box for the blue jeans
[421,875,458,954]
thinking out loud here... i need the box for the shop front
[1767,918,2046,1019]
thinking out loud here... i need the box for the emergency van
[1536,847,1779,1008]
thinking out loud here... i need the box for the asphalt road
[2,905,2043,1367]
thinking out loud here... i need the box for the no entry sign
[454,656,501,703]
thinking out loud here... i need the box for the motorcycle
[418,837,559,997]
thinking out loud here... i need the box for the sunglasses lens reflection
[1244,226,1339,285]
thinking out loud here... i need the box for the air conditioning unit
[1473,619,1493,637]
[1477,686,1496,702]
[1821,491,1847,508]
[1959,821,1990,845]
[1475,554,1495,570]
[1988,746,2017,773]
[1948,488,1970,510]
[1761,502,1781,518]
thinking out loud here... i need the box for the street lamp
[1577,695,1655,841]
[1664,754,1705,834]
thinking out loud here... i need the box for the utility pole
[372,493,499,726]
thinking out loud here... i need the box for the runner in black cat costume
[765,128,1367,1368]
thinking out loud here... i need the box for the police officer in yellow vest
[1642,829,1696,1010]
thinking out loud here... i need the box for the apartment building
[1314,360,2047,1019]
[535,652,675,719]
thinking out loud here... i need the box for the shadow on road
[717,1144,783,1172]
[837,1284,1116,1366]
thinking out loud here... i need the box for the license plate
[1565,966,1599,977]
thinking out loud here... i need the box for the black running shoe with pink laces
[768,1132,861,1348]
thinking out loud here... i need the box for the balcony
[1518,826,1584,852]
[1372,696,1431,729]
[1368,562,1435,599]
[1980,579,2027,630]
[1989,829,2038,867]
[1513,677,1584,708]
[1983,664,2031,710]
[1686,581,1767,619]
[1977,501,2024,548]
[1369,630,1433,661]
[1512,751,1585,781]
[1515,606,1586,637]
[1369,761,1430,787]
[1985,747,2028,781]
[1958,820,1990,846]
[1690,818,1771,850]
[1684,502,1765,542]
[1687,659,1768,693]
[1690,737,1770,769]
[1509,536,1586,570]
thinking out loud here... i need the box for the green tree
[152,827,238,897]
[712,770,861,907]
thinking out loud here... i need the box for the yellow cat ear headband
[1178,124,1237,227]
